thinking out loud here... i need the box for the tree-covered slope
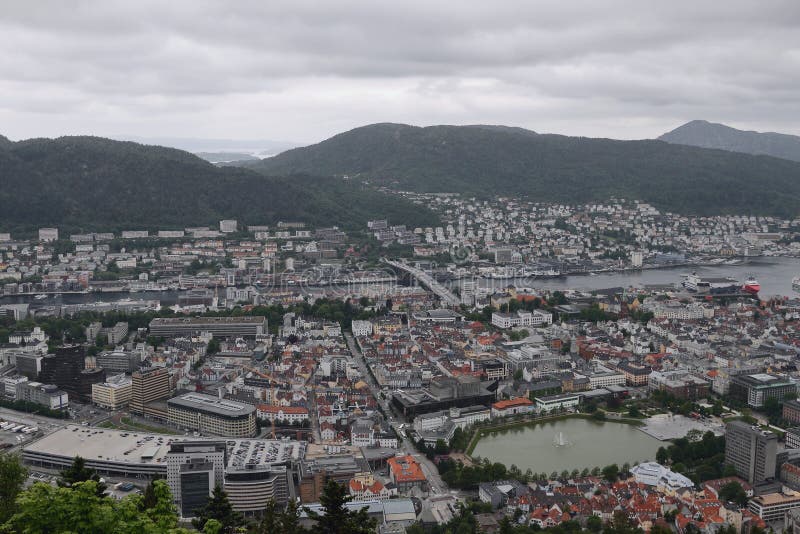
[248,123,800,216]
[660,120,800,162]
[0,136,439,233]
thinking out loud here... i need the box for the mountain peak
[659,120,800,162]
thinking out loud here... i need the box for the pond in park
[470,417,662,475]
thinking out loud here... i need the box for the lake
[470,417,662,474]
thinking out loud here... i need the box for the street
[344,332,449,494]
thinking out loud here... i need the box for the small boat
[34,294,47,300]
[793,277,800,294]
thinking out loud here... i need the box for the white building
[38,228,58,242]
[256,404,309,425]
[166,441,226,518]
[491,310,552,329]
[351,320,373,337]
[220,220,238,233]
[630,462,693,491]
[534,393,580,413]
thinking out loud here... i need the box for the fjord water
[470,256,800,298]
[470,418,661,474]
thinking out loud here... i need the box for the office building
[2,375,28,399]
[77,368,107,401]
[167,393,257,438]
[725,421,777,485]
[617,362,652,386]
[15,353,43,379]
[92,374,133,410]
[130,367,172,417]
[749,491,800,523]
[149,316,267,339]
[16,381,68,410]
[96,350,142,374]
[224,463,290,517]
[648,369,710,399]
[39,346,97,400]
[166,441,226,518]
[391,375,496,418]
[730,373,796,408]
[104,322,129,345]
[787,427,800,450]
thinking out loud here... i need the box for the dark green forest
[0,136,439,234]
[247,123,800,216]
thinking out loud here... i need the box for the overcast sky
[1,1,798,145]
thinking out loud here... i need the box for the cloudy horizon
[1,0,798,145]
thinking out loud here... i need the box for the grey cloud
[0,0,798,141]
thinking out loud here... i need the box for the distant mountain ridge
[245,122,800,217]
[659,120,800,162]
[0,135,439,233]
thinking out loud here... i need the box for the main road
[344,332,449,494]
[383,259,461,307]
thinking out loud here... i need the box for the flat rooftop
[150,316,266,325]
[167,392,255,418]
[24,425,305,469]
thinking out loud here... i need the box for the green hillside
[0,136,439,234]
[248,123,800,217]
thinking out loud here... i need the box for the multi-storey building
[730,373,796,408]
[350,320,373,337]
[130,367,172,417]
[491,310,552,329]
[255,404,309,425]
[166,441,226,518]
[16,381,68,410]
[38,228,58,242]
[787,427,800,450]
[749,491,800,523]
[616,362,652,386]
[105,322,129,345]
[149,316,268,339]
[648,369,709,399]
[387,455,427,494]
[96,350,142,374]
[786,400,800,426]
[491,397,534,417]
[168,393,256,438]
[91,374,132,410]
[725,421,777,485]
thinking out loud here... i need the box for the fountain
[553,432,572,447]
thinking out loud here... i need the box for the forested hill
[0,135,439,233]
[659,120,800,162]
[247,123,800,217]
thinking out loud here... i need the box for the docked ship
[682,272,739,293]
[793,277,800,294]
[742,276,760,294]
